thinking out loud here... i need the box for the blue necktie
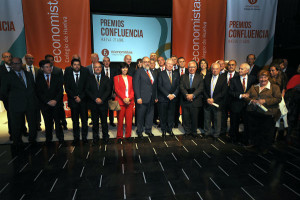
[189,74,193,88]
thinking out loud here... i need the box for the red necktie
[228,73,232,85]
[242,78,246,92]
[46,74,50,88]
[146,70,153,84]
[181,69,184,76]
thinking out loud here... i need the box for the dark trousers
[159,101,176,132]
[153,102,159,123]
[204,105,222,137]
[198,106,204,129]
[70,102,88,140]
[41,106,64,141]
[136,102,154,135]
[229,108,249,144]
[11,109,37,144]
[248,112,275,150]
[174,99,181,126]
[59,104,67,126]
[182,104,199,135]
[221,105,229,135]
[109,110,114,124]
[91,104,109,140]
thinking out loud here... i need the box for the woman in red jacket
[114,64,135,142]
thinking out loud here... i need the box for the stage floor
[0,134,300,199]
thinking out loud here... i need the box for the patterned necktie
[105,68,109,77]
[146,70,153,84]
[168,71,172,84]
[211,76,216,98]
[181,69,184,76]
[242,78,246,92]
[46,74,50,88]
[189,74,193,88]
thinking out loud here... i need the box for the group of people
[0,51,299,154]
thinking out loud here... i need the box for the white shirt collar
[73,71,80,75]
[5,64,10,71]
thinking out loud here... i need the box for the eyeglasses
[228,64,235,66]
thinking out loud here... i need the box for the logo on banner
[248,0,257,5]
[102,49,109,56]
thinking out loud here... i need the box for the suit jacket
[133,68,157,104]
[86,74,111,109]
[86,64,94,75]
[102,66,119,94]
[203,73,228,108]
[228,75,256,113]
[245,82,281,120]
[180,73,204,107]
[22,64,39,81]
[249,64,261,78]
[64,67,89,108]
[35,73,63,109]
[0,64,10,101]
[114,75,135,106]
[158,70,180,103]
[1,70,38,112]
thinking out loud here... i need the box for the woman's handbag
[108,76,121,111]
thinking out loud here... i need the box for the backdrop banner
[172,0,227,65]
[224,0,278,67]
[22,0,92,69]
[0,0,26,61]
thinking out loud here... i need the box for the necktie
[46,74,50,88]
[228,73,232,85]
[168,71,172,84]
[97,75,100,89]
[29,66,33,74]
[181,69,184,76]
[242,78,246,92]
[105,68,109,77]
[146,70,153,84]
[189,74,193,88]
[211,76,216,98]
[75,73,79,85]
[18,72,26,86]
[162,67,164,71]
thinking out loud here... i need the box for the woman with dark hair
[114,64,135,143]
[245,70,282,154]
[136,58,143,70]
[197,58,209,130]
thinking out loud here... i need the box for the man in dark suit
[86,53,99,75]
[45,54,68,130]
[86,62,111,144]
[24,54,42,132]
[174,57,188,128]
[1,57,38,145]
[247,54,261,78]
[0,52,13,139]
[36,60,64,144]
[64,58,89,145]
[158,56,166,72]
[229,63,256,144]
[203,62,228,141]
[180,60,204,137]
[171,55,179,71]
[221,60,239,136]
[133,57,157,138]
[150,59,160,126]
[158,58,180,137]
[102,56,118,127]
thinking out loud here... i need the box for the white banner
[0,0,26,60]
[224,0,278,67]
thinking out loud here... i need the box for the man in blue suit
[157,58,180,137]
[133,57,157,138]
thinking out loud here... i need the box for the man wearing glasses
[1,57,38,146]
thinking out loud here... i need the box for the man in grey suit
[133,57,157,138]
[86,53,100,75]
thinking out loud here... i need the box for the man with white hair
[228,63,256,145]
[87,53,99,75]
[203,62,228,141]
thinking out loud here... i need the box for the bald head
[124,55,132,65]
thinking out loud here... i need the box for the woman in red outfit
[114,64,135,142]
